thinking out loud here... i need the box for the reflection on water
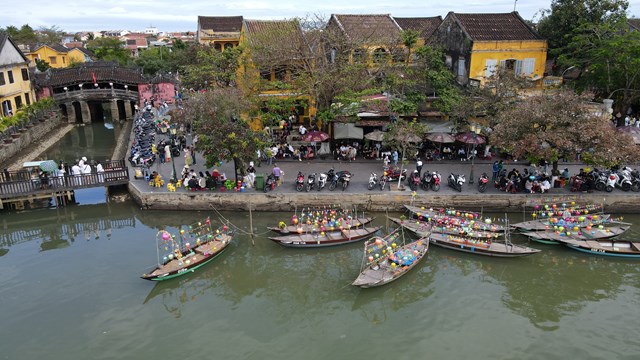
[0,206,639,359]
[38,121,121,163]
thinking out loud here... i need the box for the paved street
[134,133,588,195]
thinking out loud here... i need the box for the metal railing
[0,160,129,198]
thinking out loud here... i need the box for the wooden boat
[404,205,505,232]
[389,217,540,258]
[388,217,498,239]
[269,226,381,247]
[268,216,375,234]
[142,219,234,281]
[522,225,631,245]
[511,214,613,231]
[352,229,429,288]
[556,238,640,258]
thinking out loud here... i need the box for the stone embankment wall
[0,113,63,167]
[128,184,638,213]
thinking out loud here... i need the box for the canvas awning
[333,122,363,140]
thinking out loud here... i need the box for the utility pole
[514,0,517,11]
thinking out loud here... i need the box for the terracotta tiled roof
[34,62,147,87]
[330,14,402,44]
[244,19,308,51]
[64,41,84,49]
[394,16,443,39]
[198,16,244,32]
[27,43,69,53]
[450,12,542,41]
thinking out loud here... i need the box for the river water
[38,120,121,164]
[0,203,638,360]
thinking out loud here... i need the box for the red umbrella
[302,131,330,142]
[455,132,486,145]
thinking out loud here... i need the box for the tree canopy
[490,89,634,168]
[87,37,131,66]
[173,89,267,180]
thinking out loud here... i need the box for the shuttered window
[485,59,497,77]
[523,58,536,75]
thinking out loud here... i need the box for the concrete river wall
[128,184,638,213]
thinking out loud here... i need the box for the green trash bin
[255,174,265,190]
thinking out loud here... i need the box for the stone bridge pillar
[65,103,76,123]
[124,101,133,120]
[80,101,91,124]
[110,100,119,121]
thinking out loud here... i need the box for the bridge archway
[58,104,68,120]
[116,100,126,121]
[71,102,83,123]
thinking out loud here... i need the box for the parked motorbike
[306,173,317,192]
[379,172,389,191]
[615,168,633,191]
[334,171,352,191]
[295,171,305,192]
[317,172,328,191]
[408,170,421,191]
[421,171,441,191]
[263,174,277,193]
[383,165,407,182]
[448,173,465,192]
[478,173,489,193]
[368,173,378,190]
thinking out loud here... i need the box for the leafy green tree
[35,58,51,72]
[174,89,267,181]
[87,37,130,66]
[136,47,172,75]
[383,119,428,188]
[490,89,634,170]
[537,0,629,60]
[180,45,241,90]
[401,29,419,63]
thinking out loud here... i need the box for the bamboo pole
[249,199,255,246]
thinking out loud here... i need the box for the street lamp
[468,124,482,185]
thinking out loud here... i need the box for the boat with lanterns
[269,226,381,248]
[389,217,540,257]
[521,224,630,244]
[511,214,613,232]
[352,228,429,288]
[268,209,374,234]
[404,205,505,232]
[141,217,234,281]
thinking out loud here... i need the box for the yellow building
[66,47,94,64]
[0,34,36,116]
[238,19,316,130]
[24,44,70,68]
[196,16,243,51]
[430,12,547,87]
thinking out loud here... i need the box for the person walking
[416,158,423,177]
[492,161,500,182]
[246,161,256,188]
[96,161,105,182]
[272,164,282,186]
[392,150,398,166]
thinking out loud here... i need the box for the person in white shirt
[96,161,105,182]
[82,162,92,175]
[299,124,307,135]
[71,163,82,185]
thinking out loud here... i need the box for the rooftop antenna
[514,0,517,11]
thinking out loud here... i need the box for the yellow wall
[469,40,547,86]
[26,46,69,68]
[0,63,35,115]
[67,49,88,64]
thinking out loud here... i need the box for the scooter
[335,171,352,191]
[368,173,378,190]
[478,173,489,193]
[408,170,421,191]
[263,174,277,193]
[295,171,305,192]
[317,172,328,191]
[379,172,389,190]
[306,173,317,192]
[448,173,465,192]
[383,165,407,182]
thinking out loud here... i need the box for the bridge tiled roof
[34,62,148,87]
